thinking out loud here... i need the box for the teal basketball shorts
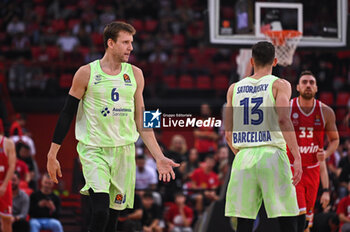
[225,146,299,219]
[77,142,136,210]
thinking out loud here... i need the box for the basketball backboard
[208,0,348,47]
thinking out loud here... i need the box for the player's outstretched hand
[47,156,62,184]
[156,156,180,182]
[292,157,302,186]
[320,191,330,209]
[316,148,326,162]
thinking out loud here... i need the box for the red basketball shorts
[0,181,12,217]
[291,164,320,216]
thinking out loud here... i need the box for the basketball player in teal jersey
[46,22,179,232]
[225,41,302,232]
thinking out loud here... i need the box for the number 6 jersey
[287,98,325,167]
[231,75,286,150]
[76,60,139,147]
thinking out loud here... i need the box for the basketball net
[263,30,302,66]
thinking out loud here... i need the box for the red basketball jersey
[287,98,325,167]
[0,136,8,182]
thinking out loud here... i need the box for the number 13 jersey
[231,75,286,150]
[76,60,139,147]
[287,98,325,167]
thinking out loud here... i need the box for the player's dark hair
[103,21,136,49]
[298,70,317,83]
[252,41,275,66]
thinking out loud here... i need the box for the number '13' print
[239,97,263,125]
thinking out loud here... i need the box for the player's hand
[320,191,330,209]
[156,156,180,182]
[47,155,62,184]
[292,156,302,186]
[143,226,152,232]
[0,184,7,197]
[316,148,326,162]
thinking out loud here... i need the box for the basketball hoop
[263,30,302,66]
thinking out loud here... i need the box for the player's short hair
[252,41,275,67]
[103,21,136,49]
[298,70,317,83]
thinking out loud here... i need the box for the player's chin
[123,55,130,62]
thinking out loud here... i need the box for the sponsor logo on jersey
[94,74,102,85]
[299,143,319,154]
[112,108,131,117]
[115,194,126,204]
[101,107,110,117]
[293,113,299,119]
[315,114,321,125]
[0,166,5,172]
[123,74,131,83]
[292,119,299,126]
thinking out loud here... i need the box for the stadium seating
[319,92,334,106]
[178,74,194,89]
[162,75,177,89]
[144,19,158,32]
[213,75,229,91]
[196,75,211,90]
[336,92,350,106]
[91,32,104,47]
[59,74,73,89]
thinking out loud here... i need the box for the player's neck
[100,53,122,75]
[250,66,272,79]
[298,96,315,114]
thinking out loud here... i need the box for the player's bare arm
[224,83,239,155]
[319,161,330,209]
[47,65,90,183]
[0,138,16,197]
[273,79,302,185]
[339,213,350,223]
[132,65,179,182]
[316,103,339,161]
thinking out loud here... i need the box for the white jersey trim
[296,98,316,117]
[290,162,320,169]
